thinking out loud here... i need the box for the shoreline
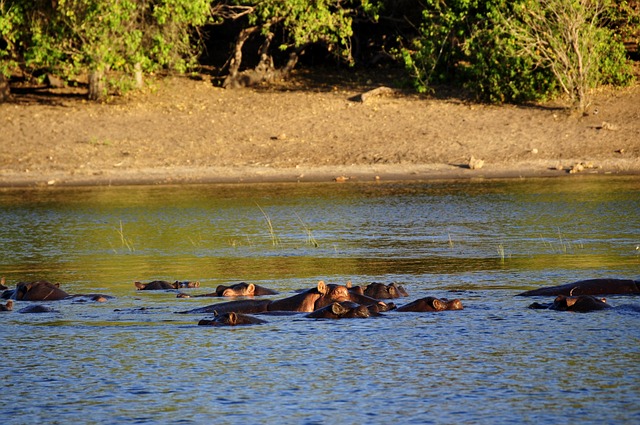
[2,76,639,189]
[1,159,639,188]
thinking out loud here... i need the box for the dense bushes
[0,0,212,99]
[0,0,636,108]
[396,0,634,111]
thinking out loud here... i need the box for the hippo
[135,280,200,290]
[198,311,267,326]
[529,295,612,312]
[6,280,112,302]
[306,301,381,319]
[18,305,59,313]
[396,297,464,312]
[0,300,13,311]
[178,282,278,298]
[11,280,69,301]
[177,281,390,315]
[517,278,640,297]
[0,277,7,290]
[359,282,408,299]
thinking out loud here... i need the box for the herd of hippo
[1,276,639,324]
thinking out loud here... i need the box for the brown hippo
[177,281,390,315]
[306,301,381,319]
[396,297,464,312]
[0,300,13,311]
[528,295,613,312]
[7,280,112,302]
[198,311,267,326]
[518,278,639,297]
[135,280,200,290]
[13,280,69,301]
[357,282,408,299]
[178,282,278,298]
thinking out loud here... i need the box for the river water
[1,176,639,424]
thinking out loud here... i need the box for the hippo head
[363,282,409,299]
[314,281,353,309]
[15,280,68,301]
[175,281,199,289]
[551,295,611,312]
[198,311,266,326]
[307,301,373,319]
[397,297,464,312]
[217,282,256,297]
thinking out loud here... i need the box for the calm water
[1,176,639,424]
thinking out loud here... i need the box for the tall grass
[295,212,319,247]
[115,220,135,252]
[256,203,280,247]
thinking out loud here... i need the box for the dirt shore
[1,71,639,187]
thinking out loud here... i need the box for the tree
[498,0,632,112]
[0,0,213,101]
[214,0,371,88]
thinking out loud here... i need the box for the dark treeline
[0,0,638,111]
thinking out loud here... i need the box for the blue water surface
[1,176,639,424]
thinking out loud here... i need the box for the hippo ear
[432,299,446,311]
[346,280,352,288]
[54,282,60,288]
[193,281,200,288]
[228,312,237,325]
[134,282,145,290]
[317,281,328,294]
[247,283,255,294]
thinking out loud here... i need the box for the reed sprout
[497,243,506,263]
[256,203,280,247]
[295,212,319,247]
[116,220,135,252]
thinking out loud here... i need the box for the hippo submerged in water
[348,282,409,299]
[528,295,612,312]
[198,311,267,326]
[178,281,391,315]
[178,282,278,298]
[396,297,464,312]
[306,301,384,319]
[518,278,639,297]
[135,280,200,290]
[1,280,112,302]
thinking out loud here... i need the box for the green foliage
[1,0,635,103]
[397,0,634,106]
[233,0,362,63]
[0,0,22,77]
[604,0,640,47]
[0,0,212,98]
[499,0,633,111]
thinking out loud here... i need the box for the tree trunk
[88,69,105,101]
[223,26,258,89]
[0,74,9,102]
[134,62,143,89]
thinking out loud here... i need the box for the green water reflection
[1,176,638,296]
